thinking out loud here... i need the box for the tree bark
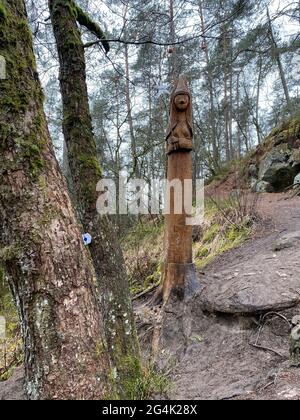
[124,42,138,177]
[267,9,291,108]
[48,0,141,396]
[255,56,263,144]
[223,27,231,162]
[0,0,110,400]
[236,73,242,158]
[199,0,219,169]
[169,0,178,81]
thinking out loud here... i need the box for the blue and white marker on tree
[82,233,92,246]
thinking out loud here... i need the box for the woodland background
[29,0,300,186]
[1,0,300,400]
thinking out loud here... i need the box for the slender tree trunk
[48,0,140,397]
[223,28,231,162]
[169,0,178,81]
[220,18,231,162]
[229,55,233,159]
[0,0,110,400]
[236,73,242,158]
[267,9,291,107]
[124,42,138,177]
[122,3,138,177]
[199,0,219,168]
[255,56,263,144]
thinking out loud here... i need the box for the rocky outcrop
[294,173,300,187]
[249,117,300,193]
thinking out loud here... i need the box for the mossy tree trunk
[48,0,141,396]
[0,0,110,400]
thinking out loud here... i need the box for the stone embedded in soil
[273,231,300,252]
[197,250,300,314]
[198,279,300,314]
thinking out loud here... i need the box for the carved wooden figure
[161,75,198,302]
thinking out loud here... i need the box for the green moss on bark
[0,244,21,262]
[74,4,110,53]
[0,2,8,21]
[0,3,46,178]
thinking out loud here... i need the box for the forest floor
[1,193,300,400]
[154,192,300,400]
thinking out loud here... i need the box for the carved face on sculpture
[174,94,190,111]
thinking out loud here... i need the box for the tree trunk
[48,0,141,396]
[0,0,110,400]
[199,0,219,168]
[255,56,263,143]
[228,32,234,160]
[222,25,231,162]
[124,42,138,177]
[267,9,291,107]
[236,73,242,158]
[169,0,178,81]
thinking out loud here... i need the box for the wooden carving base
[162,262,200,302]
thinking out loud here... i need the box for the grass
[0,266,22,382]
[123,362,171,400]
[121,219,164,296]
[106,359,171,400]
[194,194,257,269]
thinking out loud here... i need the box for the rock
[291,148,300,167]
[197,269,300,315]
[248,118,300,193]
[258,145,299,192]
[248,164,258,179]
[273,231,300,252]
[255,180,274,193]
[294,173,300,187]
[290,325,300,367]
[250,177,258,191]
[292,315,300,326]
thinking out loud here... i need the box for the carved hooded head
[166,75,193,141]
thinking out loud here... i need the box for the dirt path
[169,193,300,400]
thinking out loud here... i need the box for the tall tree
[0,0,110,400]
[199,0,219,169]
[267,8,291,109]
[48,0,141,396]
